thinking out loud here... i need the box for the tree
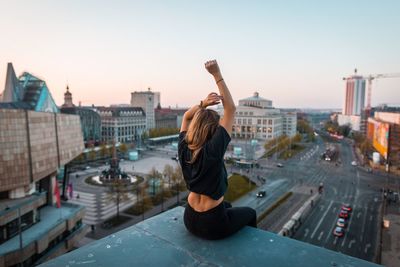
[75,153,85,163]
[291,133,302,143]
[106,180,129,219]
[119,143,128,154]
[163,164,174,190]
[88,149,97,162]
[100,144,108,159]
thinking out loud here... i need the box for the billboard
[370,120,390,159]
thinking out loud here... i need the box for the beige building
[0,108,86,267]
[222,92,297,140]
[130,88,160,130]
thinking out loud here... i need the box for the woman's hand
[205,60,221,78]
[202,92,223,107]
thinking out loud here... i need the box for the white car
[351,161,357,166]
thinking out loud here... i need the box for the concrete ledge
[39,207,380,267]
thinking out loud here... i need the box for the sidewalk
[381,200,400,267]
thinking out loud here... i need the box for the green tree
[106,180,129,219]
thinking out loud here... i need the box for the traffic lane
[293,199,335,244]
[233,179,289,209]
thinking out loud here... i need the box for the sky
[0,0,399,109]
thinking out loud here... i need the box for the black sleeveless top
[178,126,231,200]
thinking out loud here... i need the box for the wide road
[291,137,382,263]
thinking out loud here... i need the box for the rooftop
[240,92,271,102]
[39,207,380,267]
[0,203,84,255]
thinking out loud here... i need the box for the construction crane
[343,69,400,108]
[364,73,400,108]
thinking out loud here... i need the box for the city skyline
[1,1,400,109]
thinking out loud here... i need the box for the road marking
[357,212,362,219]
[348,239,356,249]
[365,243,371,254]
[341,205,356,247]
[333,237,338,245]
[332,207,336,213]
[311,201,333,239]
[320,205,325,211]
[318,231,324,241]
[304,228,309,238]
[369,215,373,221]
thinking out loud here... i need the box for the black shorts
[183,201,257,240]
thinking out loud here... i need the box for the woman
[178,60,257,240]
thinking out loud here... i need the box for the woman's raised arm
[205,60,236,135]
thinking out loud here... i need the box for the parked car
[333,226,345,237]
[85,166,91,170]
[351,161,357,166]
[256,191,266,198]
[341,204,352,212]
[276,163,284,168]
[339,210,349,219]
[336,218,346,228]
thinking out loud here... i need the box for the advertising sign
[372,121,389,159]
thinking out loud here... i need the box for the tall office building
[130,88,159,130]
[343,74,366,116]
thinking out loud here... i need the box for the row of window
[235,118,275,125]
[236,111,254,116]
[232,126,275,133]
[232,133,273,139]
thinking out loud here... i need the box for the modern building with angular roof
[0,63,58,113]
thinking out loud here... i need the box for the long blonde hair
[185,108,220,163]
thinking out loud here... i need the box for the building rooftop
[240,92,271,102]
[95,106,145,117]
[0,203,84,255]
[39,207,380,267]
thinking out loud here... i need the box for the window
[268,119,273,125]
[263,119,267,125]
[248,119,252,124]
[238,119,241,124]
[257,119,261,124]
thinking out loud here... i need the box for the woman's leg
[225,207,257,236]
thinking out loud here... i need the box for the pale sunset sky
[0,0,399,109]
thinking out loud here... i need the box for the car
[341,204,352,212]
[85,166,91,170]
[256,191,266,198]
[339,210,349,218]
[337,218,346,228]
[351,161,357,166]
[276,163,283,168]
[333,226,345,237]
